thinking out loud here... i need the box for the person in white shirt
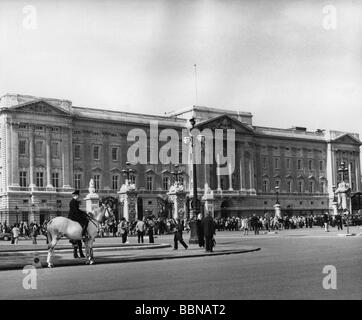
[136,219,146,243]
[11,224,20,244]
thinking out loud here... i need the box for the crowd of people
[0,221,44,244]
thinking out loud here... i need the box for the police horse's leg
[84,238,95,265]
[46,231,59,268]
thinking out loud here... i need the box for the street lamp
[337,161,351,234]
[122,161,135,184]
[275,186,280,204]
[184,117,202,244]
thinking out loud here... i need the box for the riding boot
[79,248,85,258]
[73,247,79,259]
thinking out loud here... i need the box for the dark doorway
[220,198,233,218]
[137,197,143,220]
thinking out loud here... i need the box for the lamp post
[183,117,202,244]
[337,161,350,234]
[122,161,135,184]
[275,186,280,204]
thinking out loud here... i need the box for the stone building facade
[0,94,360,224]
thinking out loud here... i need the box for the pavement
[0,234,261,271]
[0,226,360,271]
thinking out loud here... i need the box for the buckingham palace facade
[0,93,361,225]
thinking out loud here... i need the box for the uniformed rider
[68,190,89,238]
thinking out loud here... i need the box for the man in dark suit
[173,218,188,250]
[68,190,89,238]
[202,212,215,252]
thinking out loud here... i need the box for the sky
[0,0,361,135]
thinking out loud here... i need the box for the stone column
[167,183,186,220]
[326,142,336,201]
[216,153,222,192]
[240,149,245,191]
[202,185,214,218]
[11,123,19,186]
[45,127,53,188]
[118,183,138,222]
[249,149,256,194]
[29,125,35,188]
[62,127,72,188]
[228,162,233,191]
[84,179,100,213]
[355,152,361,191]
[5,121,12,187]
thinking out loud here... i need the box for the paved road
[0,228,361,300]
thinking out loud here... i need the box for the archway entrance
[220,198,233,218]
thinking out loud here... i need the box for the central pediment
[195,114,254,134]
[10,100,71,116]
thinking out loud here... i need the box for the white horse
[46,203,114,268]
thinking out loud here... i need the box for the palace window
[163,176,169,190]
[320,181,325,193]
[93,146,100,160]
[262,180,269,193]
[74,144,81,159]
[287,180,292,193]
[146,176,153,191]
[129,175,136,184]
[19,140,26,156]
[308,181,314,193]
[51,142,60,158]
[298,180,303,193]
[112,175,119,191]
[74,174,81,190]
[297,159,302,170]
[263,157,267,169]
[319,160,324,171]
[111,147,118,161]
[93,175,100,191]
[274,158,279,169]
[36,172,44,187]
[308,159,313,171]
[19,171,27,187]
[35,141,43,157]
[52,172,59,188]
[286,158,291,170]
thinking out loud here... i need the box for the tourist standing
[173,218,188,250]
[136,219,146,243]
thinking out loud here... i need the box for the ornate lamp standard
[183,117,204,244]
[122,161,135,184]
[336,161,351,234]
[275,186,280,204]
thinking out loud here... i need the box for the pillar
[240,149,245,191]
[118,183,138,222]
[29,125,35,188]
[11,122,19,186]
[84,179,100,213]
[62,127,72,188]
[45,127,53,188]
[228,162,233,191]
[167,184,186,220]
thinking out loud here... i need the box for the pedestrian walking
[31,223,39,244]
[323,212,329,232]
[173,218,188,250]
[202,212,215,252]
[196,213,204,247]
[119,217,128,244]
[335,214,343,231]
[11,224,20,244]
[136,219,146,243]
[146,216,155,244]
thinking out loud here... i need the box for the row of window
[74,145,119,161]
[262,157,325,171]
[19,171,60,188]
[262,179,326,193]
[73,174,182,191]
[19,140,60,158]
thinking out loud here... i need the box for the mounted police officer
[68,190,89,238]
